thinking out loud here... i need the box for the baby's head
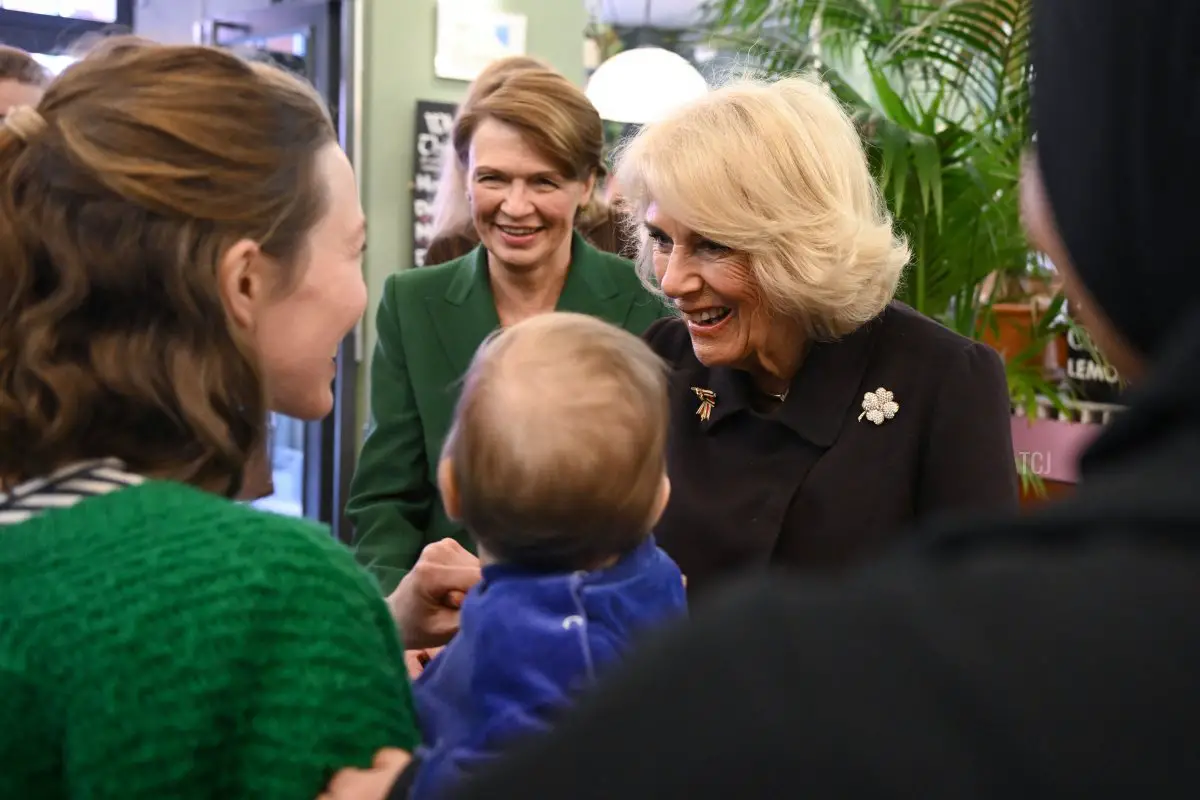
[439,312,670,571]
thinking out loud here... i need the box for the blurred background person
[0,45,50,116]
[347,64,667,594]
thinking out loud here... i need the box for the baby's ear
[649,473,671,528]
[437,458,461,521]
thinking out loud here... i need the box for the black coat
[445,309,1200,800]
[645,302,1020,597]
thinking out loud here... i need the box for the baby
[400,311,687,799]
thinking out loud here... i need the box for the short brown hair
[0,37,337,490]
[430,55,552,241]
[0,45,51,87]
[463,55,552,107]
[443,312,669,570]
[452,67,604,183]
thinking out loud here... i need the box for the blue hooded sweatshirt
[410,536,687,799]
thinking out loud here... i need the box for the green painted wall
[357,0,587,442]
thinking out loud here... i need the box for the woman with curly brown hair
[0,38,417,798]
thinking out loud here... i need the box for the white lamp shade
[585,47,709,125]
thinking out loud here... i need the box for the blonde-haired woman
[617,74,1018,597]
[348,64,668,592]
[422,56,635,265]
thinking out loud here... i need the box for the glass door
[202,22,317,523]
[197,1,359,539]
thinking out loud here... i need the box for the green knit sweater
[0,478,419,798]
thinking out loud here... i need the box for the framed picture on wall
[433,0,525,82]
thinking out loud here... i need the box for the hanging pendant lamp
[585,0,708,125]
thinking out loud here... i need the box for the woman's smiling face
[467,118,593,273]
[645,203,772,369]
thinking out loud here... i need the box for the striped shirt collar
[0,459,145,526]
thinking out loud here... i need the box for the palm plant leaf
[703,0,1035,337]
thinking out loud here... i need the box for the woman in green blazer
[347,65,667,593]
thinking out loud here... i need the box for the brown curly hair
[0,37,337,492]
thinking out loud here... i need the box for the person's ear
[216,238,268,332]
[647,473,671,528]
[438,457,461,521]
[581,172,597,206]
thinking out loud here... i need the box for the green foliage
[1016,454,1047,498]
[705,1,1063,408]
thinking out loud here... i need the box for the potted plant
[704,0,1082,496]
[978,265,1057,362]
[704,0,1061,399]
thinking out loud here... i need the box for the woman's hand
[318,748,411,800]
[387,538,481,649]
[403,646,444,680]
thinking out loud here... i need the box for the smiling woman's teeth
[499,225,538,236]
[685,307,732,325]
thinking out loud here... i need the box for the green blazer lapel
[425,246,501,378]
[554,233,638,324]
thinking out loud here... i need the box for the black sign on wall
[412,100,458,268]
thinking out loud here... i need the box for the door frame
[198,1,361,541]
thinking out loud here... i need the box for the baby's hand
[318,749,411,800]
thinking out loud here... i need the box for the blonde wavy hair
[614,73,910,339]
